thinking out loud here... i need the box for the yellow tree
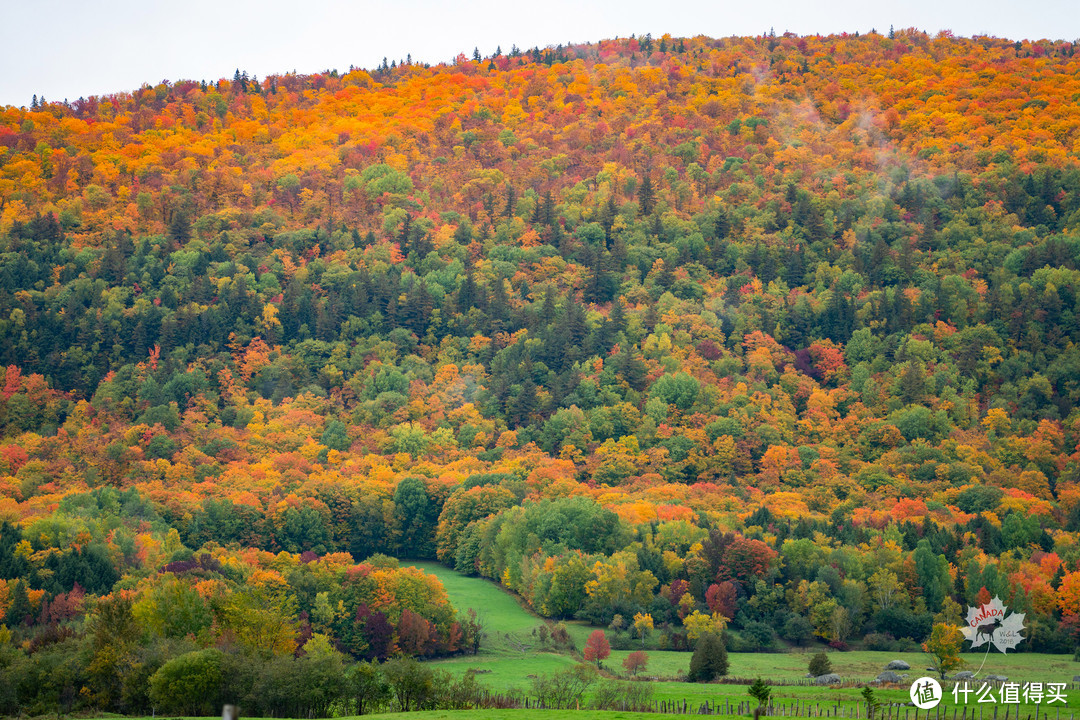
[633,612,654,648]
[923,623,964,680]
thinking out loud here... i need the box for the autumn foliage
[0,28,1078,716]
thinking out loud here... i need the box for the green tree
[321,420,351,451]
[687,632,728,682]
[382,657,434,712]
[638,173,655,216]
[168,211,192,247]
[862,687,879,720]
[133,574,211,639]
[295,634,348,718]
[392,476,436,558]
[348,660,390,715]
[913,539,952,613]
[748,677,771,708]
[148,648,224,715]
[808,651,832,676]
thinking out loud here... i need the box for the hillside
[0,29,1079,716]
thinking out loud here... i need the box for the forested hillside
[1,29,1080,715]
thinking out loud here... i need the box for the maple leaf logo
[991,610,1026,653]
[960,596,1025,653]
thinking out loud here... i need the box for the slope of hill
[0,29,1079,716]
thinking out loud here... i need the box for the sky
[1,0,1077,108]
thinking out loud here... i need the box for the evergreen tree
[687,632,728,682]
[168,211,192,248]
[638,173,655,216]
[504,184,516,218]
[899,361,926,405]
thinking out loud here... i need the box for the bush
[808,651,832,676]
[591,679,654,710]
[863,632,895,651]
[531,664,597,709]
[382,657,435,712]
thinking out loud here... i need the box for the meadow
[409,562,1080,716]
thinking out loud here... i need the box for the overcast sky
[1,0,1077,108]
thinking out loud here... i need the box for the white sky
[1,0,1077,108]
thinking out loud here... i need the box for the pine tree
[168,211,192,248]
[749,678,772,708]
[638,174,655,216]
[504,184,516,218]
[899,361,926,405]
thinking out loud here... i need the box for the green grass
[408,561,556,658]
[364,712,738,720]
[425,652,580,692]
[409,562,541,638]
[408,561,1080,715]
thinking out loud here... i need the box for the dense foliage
[0,27,1079,714]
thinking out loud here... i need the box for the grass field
[407,561,1080,716]
[409,561,551,657]
[364,712,731,720]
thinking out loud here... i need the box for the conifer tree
[687,632,728,682]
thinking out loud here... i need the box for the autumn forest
[0,28,1079,716]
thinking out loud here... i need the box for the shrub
[808,651,832,676]
[863,632,895,651]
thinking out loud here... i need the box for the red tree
[719,538,777,581]
[623,650,649,676]
[584,629,611,667]
[705,581,737,618]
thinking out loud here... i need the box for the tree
[148,649,224,716]
[392,476,436,558]
[922,623,964,680]
[684,610,727,641]
[632,612,653,648]
[347,660,389,715]
[869,569,902,611]
[168,211,192,247]
[808,651,832,677]
[637,173,655,216]
[781,615,813,646]
[687,632,728,682]
[719,538,777,581]
[382,657,434,712]
[862,687,879,720]
[583,629,610,667]
[623,651,648,676]
[748,677,771,708]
